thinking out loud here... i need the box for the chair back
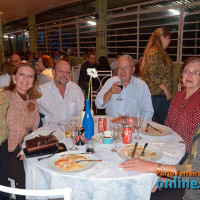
[91,70,112,109]
[0,185,72,200]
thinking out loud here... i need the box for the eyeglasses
[118,66,131,71]
[182,69,200,77]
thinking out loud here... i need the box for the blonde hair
[141,27,172,73]
[5,63,41,100]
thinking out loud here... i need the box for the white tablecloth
[24,116,185,200]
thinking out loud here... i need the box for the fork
[139,143,148,157]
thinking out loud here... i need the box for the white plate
[48,151,96,174]
[141,123,173,136]
[117,144,163,161]
[24,131,64,142]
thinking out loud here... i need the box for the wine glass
[116,81,123,101]
[69,129,78,151]
[134,114,144,140]
[118,112,130,126]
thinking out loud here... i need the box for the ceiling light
[10,36,14,39]
[3,35,8,38]
[169,9,180,15]
[87,20,96,25]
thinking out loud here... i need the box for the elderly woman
[165,57,200,153]
[119,123,200,200]
[37,54,54,85]
[0,87,9,200]
[4,63,41,198]
[141,27,173,125]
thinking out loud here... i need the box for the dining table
[23,115,186,200]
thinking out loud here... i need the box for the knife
[131,142,138,158]
[76,160,102,163]
[61,153,94,157]
[147,123,161,133]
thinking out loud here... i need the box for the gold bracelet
[162,164,166,172]
[156,163,163,172]
[156,163,166,173]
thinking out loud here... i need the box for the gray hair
[117,55,135,68]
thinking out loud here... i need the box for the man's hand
[111,82,122,94]
[103,81,123,106]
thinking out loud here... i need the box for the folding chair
[0,185,72,200]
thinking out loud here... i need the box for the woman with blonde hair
[4,63,41,199]
[37,54,54,85]
[141,27,173,125]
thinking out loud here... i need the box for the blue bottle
[83,99,94,138]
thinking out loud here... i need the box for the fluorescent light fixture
[169,9,180,15]
[10,36,14,39]
[87,20,96,25]
[3,35,8,38]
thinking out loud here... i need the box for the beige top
[0,87,9,146]
[4,90,40,152]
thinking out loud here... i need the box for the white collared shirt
[95,76,154,121]
[38,80,84,124]
[0,73,11,87]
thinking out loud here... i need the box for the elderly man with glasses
[38,60,84,124]
[95,55,154,121]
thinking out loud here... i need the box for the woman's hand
[17,150,24,160]
[159,84,172,100]
[119,158,157,173]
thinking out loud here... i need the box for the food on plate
[141,124,171,136]
[55,154,89,171]
[111,117,120,124]
[120,145,157,161]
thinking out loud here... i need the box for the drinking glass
[85,139,95,153]
[64,121,71,138]
[111,123,122,149]
[118,112,130,125]
[116,81,123,101]
[70,129,78,151]
[134,114,144,140]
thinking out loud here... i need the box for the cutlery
[76,159,102,163]
[147,123,161,133]
[37,143,65,161]
[57,123,64,131]
[139,143,148,157]
[61,153,94,157]
[131,142,138,158]
[145,124,149,132]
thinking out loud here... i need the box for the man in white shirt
[38,60,84,124]
[95,55,154,121]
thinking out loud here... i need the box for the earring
[13,80,16,84]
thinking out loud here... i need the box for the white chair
[0,185,72,200]
[91,70,112,110]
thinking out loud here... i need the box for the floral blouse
[142,50,173,95]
